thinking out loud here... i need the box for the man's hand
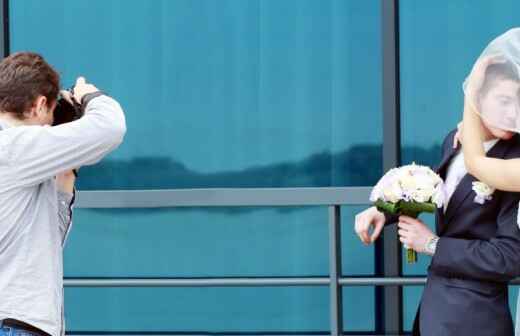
[355,207,386,245]
[398,216,437,254]
[72,77,99,103]
[453,121,463,148]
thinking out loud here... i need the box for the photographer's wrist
[81,91,106,106]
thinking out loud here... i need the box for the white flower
[370,163,445,208]
[472,181,495,204]
[411,188,434,203]
[370,167,400,202]
[383,181,403,203]
[432,184,445,208]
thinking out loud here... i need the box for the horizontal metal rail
[64,277,330,287]
[63,277,520,287]
[75,187,373,208]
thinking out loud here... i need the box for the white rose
[383,181,403,203]
[411,189,431,203]
[400,174,417,191]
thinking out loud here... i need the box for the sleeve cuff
[384,212,399,226]
[82,91,107,106]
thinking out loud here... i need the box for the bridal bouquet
[370,163,445,263]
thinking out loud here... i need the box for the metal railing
[66,187,520,336]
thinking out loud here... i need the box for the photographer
[0,52,126,336]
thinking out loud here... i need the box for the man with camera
[0,52,126,336]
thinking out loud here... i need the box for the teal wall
[8,0,520,334]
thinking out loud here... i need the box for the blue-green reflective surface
[11,0,383,191]
[62,206,374,331]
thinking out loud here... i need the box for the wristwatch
[425,236,440,256]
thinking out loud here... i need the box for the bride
[457,27,520,334]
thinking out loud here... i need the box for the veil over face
[463,28,520,133]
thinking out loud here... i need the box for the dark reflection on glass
[77,143,441,190]
[77,146,384,190]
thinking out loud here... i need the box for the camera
[52,88,84,126]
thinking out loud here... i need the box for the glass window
[11,0,382,190]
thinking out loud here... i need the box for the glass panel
[64,287,329,333]
[11,0,382,190]
[65,206,373,277]
[403,286,422,332]
[342,287,376,332]
[63,206,374,331]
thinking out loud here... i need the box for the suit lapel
[435,144,459,229]
[443,137,515,225]
[436,147,458,177]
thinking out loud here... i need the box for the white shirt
[0,96,126,336]
[444,139,499,212]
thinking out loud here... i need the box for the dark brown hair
[0,52,60,118]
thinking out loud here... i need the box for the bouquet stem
[374,200,436,264]
[406,248,417,263]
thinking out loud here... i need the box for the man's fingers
[76,76,86,86]
[60,90,74,105]
[398,229,411,238]
[355,219,369,244]
[399,215,420,225]
[360,228,370,244]
[453,131,460,148]
[399,236,410,245]
[398,221,413,230]
[357,230,369,245]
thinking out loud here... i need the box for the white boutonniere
[472,181,495,204]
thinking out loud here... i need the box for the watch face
[426,238,437,255]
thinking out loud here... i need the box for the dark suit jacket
[388,130,520,336]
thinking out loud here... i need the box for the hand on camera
[71,77,99,104]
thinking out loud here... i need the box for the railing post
[329,205,343,336]
[380,0,403,333]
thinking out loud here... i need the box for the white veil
[463,28,520,133]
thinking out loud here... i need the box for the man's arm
[7,94,126,188]
[430,190,520,282]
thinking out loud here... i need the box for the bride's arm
[462,99,520,192]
